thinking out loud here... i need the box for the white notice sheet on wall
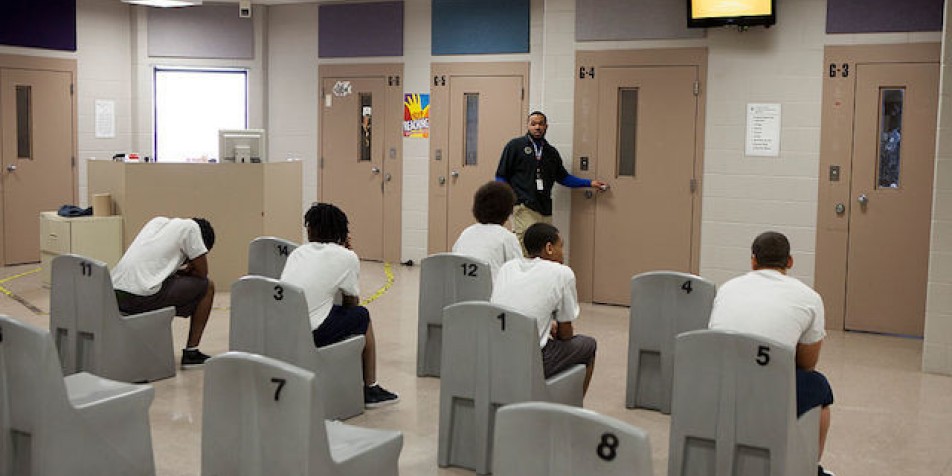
[95,100,116,139]
[745,103,781,157]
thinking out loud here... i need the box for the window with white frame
[154,68,248,162]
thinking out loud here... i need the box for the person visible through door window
[280,203,399,408]
[452,181,523,281]
[490,223,597,396]
[112,217,216,368]
[707,231,834,476]
[495,111,609,251]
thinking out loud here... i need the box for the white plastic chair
[248,236,299,279]
[438,301,586,475]
[230,276,365,420]
[417,253,493,377]
[50,254,175,383]
[201,351,402,476]
[0,315,156,476]
[668,329,820,476]
[626,271,715,413]
[493,401,653,476]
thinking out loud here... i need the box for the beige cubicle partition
[87,160,303,287]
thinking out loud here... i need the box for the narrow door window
[617,88,638,177]
[360,93,373,161]
[16,85,32,159]
[877,88,904,189]
[464,93,479,166]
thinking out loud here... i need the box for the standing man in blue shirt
[495,111,609,250]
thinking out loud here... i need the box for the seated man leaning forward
[452,180,523,281]
[490,222,597,396]
[111,217,216,368]
[708,231,835,476]
[280,203,399,408]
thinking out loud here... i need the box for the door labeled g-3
[845,63,938,336]
[591,66,700,305]
[321,76,389,261]
[1,68,74,265]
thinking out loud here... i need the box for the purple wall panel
[827,0,943,33]
[0,0,76,52]
[319,2,404,58]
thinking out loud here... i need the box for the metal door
[1,68,74,264]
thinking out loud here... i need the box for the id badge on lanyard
[533,142,544,191]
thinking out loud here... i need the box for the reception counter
[88,160,303,287]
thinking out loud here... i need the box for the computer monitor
[218,129,267,163]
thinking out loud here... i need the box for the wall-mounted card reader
[829,165,840,182]
[580,156,589,171]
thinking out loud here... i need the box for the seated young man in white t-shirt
[490,222,597,396]
[708,231,834,476]
[280,203,398,408]
[112,217,216,368]
[452,181,523,280]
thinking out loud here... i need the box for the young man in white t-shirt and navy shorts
[280,203,398,408]
[491,222,597,396]
[708,231,835,476]
[452,181,523,281]
[112,217,216,368]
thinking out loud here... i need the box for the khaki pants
[512,204,552,256]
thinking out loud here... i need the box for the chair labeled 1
[493,401,653,476]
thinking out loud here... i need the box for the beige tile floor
[2,261,952,476]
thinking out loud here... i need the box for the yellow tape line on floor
[0,267,41,286]
[0,267,45,314]
[360,262,394,306]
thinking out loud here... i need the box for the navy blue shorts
[796,368,834,417]
[312,304,371,348]
[116,274,209,318]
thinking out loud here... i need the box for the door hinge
[690,178,698,193]
[319,157,324,169]
[71,156,76,167]
[70,83,74,96]
[693,81,700,96]
[521,88,525,100]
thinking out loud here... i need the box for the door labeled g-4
[1,68,74,265]
[845,63,938,336]
[591,66,699,305]
[321,77,388,261]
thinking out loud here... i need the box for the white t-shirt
[280,242,360,331]
[708,269,826,348]
[452,223,523,281]
[491,257,580,348]
[111,217,208,296]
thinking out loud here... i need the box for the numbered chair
[668,330,820,476]
[0,315,156,476]
[626,271,715,414]
[230,276,365,420]
[50,254,175,383]
[202,352,402,476]
[439,301,586,475]
[417,253,492,377]
[248,236,299,279]
[493,402,653,476]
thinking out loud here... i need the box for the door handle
[5,165,15,172]
[371,167,381,175]
[857,194,868,206]
[584,190,594,199]
[450,170,460,178]
[438,176,446,185]
[384,172,392,182]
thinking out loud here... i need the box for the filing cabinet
[39,212,123,287]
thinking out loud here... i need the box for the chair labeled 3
[668,329,820,476]
[0,315,156,476]
[438,301,586,475]
[201,352,402,476]
[50,254,175,383]
[230,276,365,420]
[626,271,715,414]
[417,253,493,377]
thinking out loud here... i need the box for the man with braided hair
[281,203,399,408]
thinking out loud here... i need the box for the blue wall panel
[0,0,76,52]
[432,0,529,55]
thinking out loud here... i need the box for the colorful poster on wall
[403,93,430,138]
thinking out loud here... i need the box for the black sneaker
[364,384,399,408]
[818,465,835,476]
[181,349,211,368]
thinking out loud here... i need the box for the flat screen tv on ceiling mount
[687,0,776,28]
